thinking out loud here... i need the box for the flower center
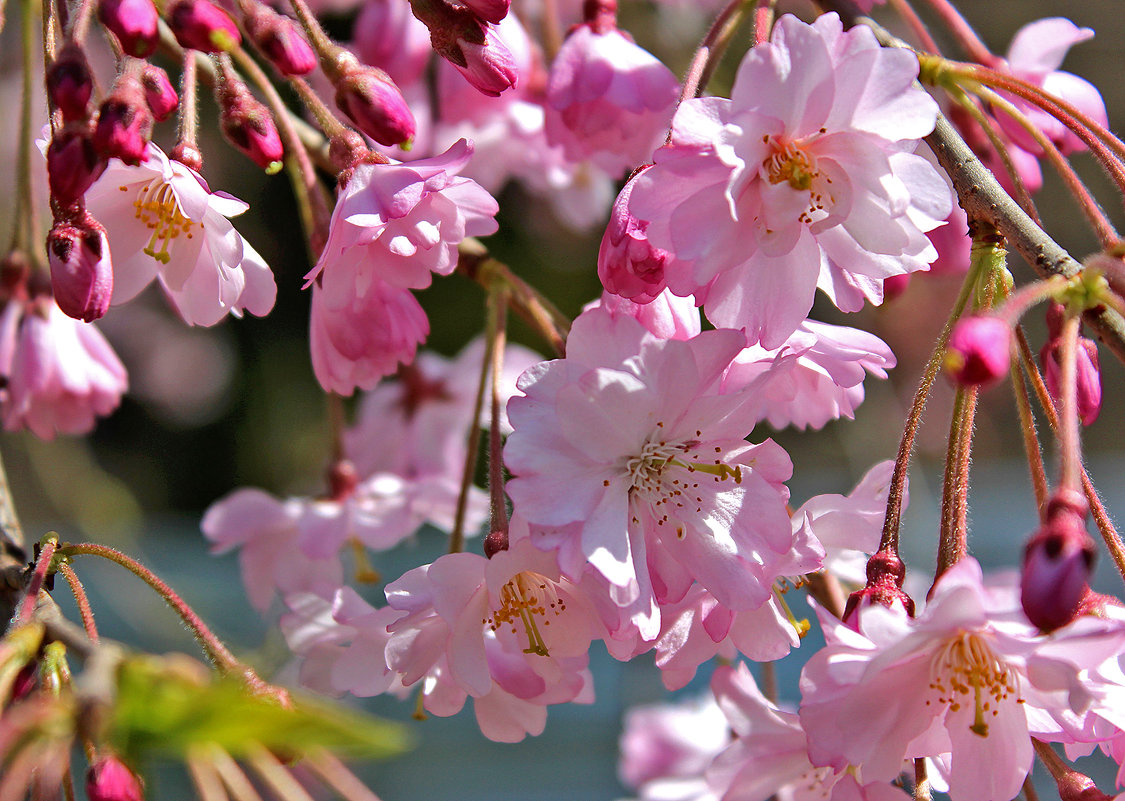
[131,179,195,265]
[625,423,743,539]
[928,630,1019,737]
[486,572,566,657]
[762,136,834,224]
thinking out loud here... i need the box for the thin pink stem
[15,538,56,625]
[919,0,996,66]
[1057,314,1082,494]
[56,562,97,643]
[488,289,510,539]
[674,0,755,114]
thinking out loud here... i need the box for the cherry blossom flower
[722,320,896,431]
[0,296,128,439]
[588,289,701,341]
[545,24,679,174]
[84,142,276,326]
[630,13,948,348]
[504,307,795,619]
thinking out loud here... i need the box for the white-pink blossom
[504,307,795,620]
[84,142,276,326]
[0,296,128,439]
[630,13,948,348]
[545,24,679,175]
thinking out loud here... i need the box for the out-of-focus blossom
[351,0,433,87]
[545,25,679,175]
[1041,303,1102,426]
[84,142,276,326]
[0,296,128,439]
[85,755,145,801]
[631,14,946,348]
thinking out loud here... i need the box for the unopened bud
[47,124,106,206]
[944,315,1011,386]
[483,529,508,558]
[98,0,160,58]
[410,2,517,97]
[86,755,145,801]
[332,57,415,147]
[598,167,669,302]
[1021,490,1095,632]
[1041,307,1102,426]
[141,65,179,122]
[843,549,915,627]
[217,72,284,172]
[93,74,153,165]
[244,5,317,76]
[46,215,113,323]
[167,0,241,53]
[46,44,94,122]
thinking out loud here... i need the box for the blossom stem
[10,0,38,254]
[15,535,57,626]
[288,76,353,151]
[1022,776,1041,801]
[1056,312,1083,494]
[918,0,995,66]
[285,0,336,65]
[538,0,562,60]
[62,0,94,42]
[1010,348,1049,515]
[186,748,228,801]
[751,0,772,46]
[306,750,385,801]
[176,49,202,168]
[935,383,977,581]
[886,0,939,55]
[56,561,98,643]
[449,305,494,555]
[973,84,1118,247]
[1031,739,1108,801]
[1015,330,1125,581]
[878,234,982,554]
[208,744,263,801]
[231,45,333,256]
[488,285,510,539]
[58,542,242,674]
[675,0,754,109]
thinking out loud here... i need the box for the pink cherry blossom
[588,289,701,341]
[0,296,128,439]
[722,320,896,431]
[306,140,499,311]
[504,307,795,618]
[545,25,679,175]
[83,142,275,326]
[630,13,948,348]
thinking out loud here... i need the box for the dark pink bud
[86,755,145,801]
[598,167,669,302]
[167,0,241,53]
[141,65,179,122]
[1021,490,1096,632]
[332,58,415,147]
[46,44,94,122]
[98,0,160,58]
[93,75,153,165]
[1041,329,1102,426]
[218,75,285,172]
[944,315,1011,386]
[842,549,915,627]
[461,0,510,24]
[244,5,317,76]
[483,529,509,558]
[47,124,106,206]
[46,215,113,323]
[410,2,516,96]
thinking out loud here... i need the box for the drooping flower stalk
[1010,345,1049,514]
[675,0,756,109]
[488,284,510,543]
[919,0,997,66]
[55,562,98,642]
[15,535,58,626]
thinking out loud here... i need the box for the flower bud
[410,2,517,96]
[167,0,241,53]
[141,65,179,122]
[217,72,285,172]
[598,167,669,302]
[47,124,106,206]
[483,528,509,558]
[93,75,154,165]
[46,44,94,122]
[1041,306,1102,426]
[332,57,415,147]
[243,5,317,76]
[461,0,510,25]
[944,315,1011,386]
[1021,490,1095,632]
[86,755,145,801]
[46,215,113,323]
[98,0,160,58]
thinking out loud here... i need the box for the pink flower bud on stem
[1021,489,1095,631]
[843,549,915,627]
[1042,303,1102,426]
[93,71,154,165]
[47,123,106,206]
[141,65,179,121]
[46,43,94,123]
[408,0,517,96]
[330,55,415,148]
[168,0,241,53]
[944,315,1011,386]
[216,57,285,172]
[97,0,159,57]
[46,212,113,323]
[242,3,317,76]
[86,754,145,801]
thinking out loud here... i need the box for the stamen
[927,630,1020,737]
[134,178,194,265]
[486,572,566,657]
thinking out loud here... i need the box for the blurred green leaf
[109,656,411,763]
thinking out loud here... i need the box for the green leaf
[108,656,411,763]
